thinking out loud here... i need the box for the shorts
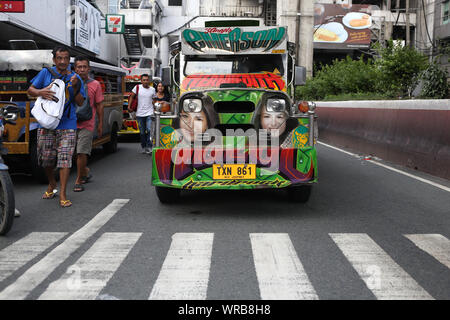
[37,128,76,168]
[76,128,94,155]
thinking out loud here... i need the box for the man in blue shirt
[27,46,86,208]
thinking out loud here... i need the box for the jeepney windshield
[184,54,285,76]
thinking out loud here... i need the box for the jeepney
[152,25,318,203]
[0,50,124,183]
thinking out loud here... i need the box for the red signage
[0,1,25,13]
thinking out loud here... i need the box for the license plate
[213,164,256,180]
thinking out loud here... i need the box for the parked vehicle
[0,102,18,235]
[152,24,318,203]
[0,50,125,182]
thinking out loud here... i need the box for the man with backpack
[73,56,104,192]
[27,46,86,208]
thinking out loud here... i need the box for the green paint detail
[219,113,253,124]
[208,90,263,105]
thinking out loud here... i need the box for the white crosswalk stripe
[39,232,142,300]
[0,199,129,300]
[0,232,67,282]
[404,234,450,269]
[330,233,434,300]
[1,228,447,300]
[250,233,318,300]
[149,233,214,300]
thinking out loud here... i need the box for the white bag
[31,79,66,130]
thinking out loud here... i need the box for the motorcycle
[0,102,19,235]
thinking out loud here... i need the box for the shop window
[444,1,449,25]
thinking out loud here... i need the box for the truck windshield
[184,54,285,76]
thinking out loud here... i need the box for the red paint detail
[181,73,285,91]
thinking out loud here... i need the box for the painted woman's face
[260,107,287,137]
[179,110,208,142]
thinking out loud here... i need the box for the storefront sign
[0,0,25,13]
[314,4,373,49]
[106,14,125,34]
[74,0,101,54]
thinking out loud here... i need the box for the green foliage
[420,62,449,99]
[373,40,428,97]
[296,56,380,100]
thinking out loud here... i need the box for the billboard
[181,27,288,55]
[74,0,101,54]
[0,0,24,12]
[314,4,373,50]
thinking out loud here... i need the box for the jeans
[136,116,152,149]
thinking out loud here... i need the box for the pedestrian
[128,74,155,154]
[153,82,170,103]
[73,55,104,192]
[27,46,86,208]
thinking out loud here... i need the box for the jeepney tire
[287,185,312,203]
[29,133,49,184]
[103,123,118,154]
[155,186,181,204]
[0,170,15,236]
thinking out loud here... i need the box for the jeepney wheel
[103,123,118,154]
[0,170,15,236]
[286,185,312,203]
[155,186,180,204]
[29,133,50,184]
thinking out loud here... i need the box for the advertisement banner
[74,0,101,54]
[181,27,288,55]
[313,4,373,50]
[106,14,125,34]
[0,0,24,12]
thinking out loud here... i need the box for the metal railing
[199,5,262,17]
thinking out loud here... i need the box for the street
[1,140,449,300]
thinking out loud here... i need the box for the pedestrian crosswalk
[0,200,449,300]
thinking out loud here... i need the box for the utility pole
[297,0,313,78]
[406,0,410,46]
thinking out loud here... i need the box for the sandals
[42,189,57,199]
[80,173,92,184]
[73,184,84,192]
[60,200,72,208]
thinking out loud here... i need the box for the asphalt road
[1,139,449,300]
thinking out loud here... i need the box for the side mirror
[294,66,306,86]
[162,66,172,87]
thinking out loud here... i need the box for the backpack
[76,78,93,122]
[31,68,68,130]
[129,84,139,112]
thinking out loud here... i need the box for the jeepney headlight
[266,98,286,113]
[183,99,202,113]
[4,112,18,122]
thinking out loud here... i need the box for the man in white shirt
[128,74,155,154]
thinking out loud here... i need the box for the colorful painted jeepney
[152,26,318,203]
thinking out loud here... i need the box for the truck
[151,25,318,203]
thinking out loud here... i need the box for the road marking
[404,234,450,269]
[330,233,433,300]
[0,232,67,282]
[318,141,450,193]
[149,233,214,300]
[0,199,129,300]
[38,232,141,300]
[250,233,318,300]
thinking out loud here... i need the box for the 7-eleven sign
[106,14,125,34]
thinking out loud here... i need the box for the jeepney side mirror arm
[162,66,172,87]
[294,66,306,86]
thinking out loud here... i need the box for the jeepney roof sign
[181,26,287,55]
[0,50,53,71]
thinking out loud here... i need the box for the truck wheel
[103,123,118,154]
[155,186,180,204]
[286,185,312,203]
